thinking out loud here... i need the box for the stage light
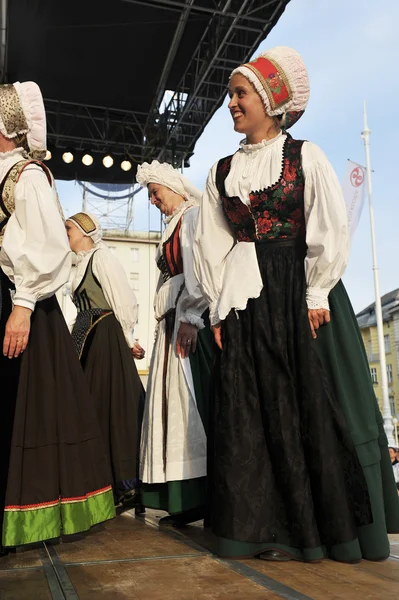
[62,151,74,164]
[121,159,132,172]
[44,150,52,161]
[82,153,94,166]
[102,154,114,168]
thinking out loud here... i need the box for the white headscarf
[68,212,103,244]
[136,160,201,203]
[0,81,47,159]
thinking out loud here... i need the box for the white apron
[140,205,207,484]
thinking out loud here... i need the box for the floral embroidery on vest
[215,134,306,242]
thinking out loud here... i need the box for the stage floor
[0,509,398,600]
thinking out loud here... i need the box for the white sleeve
[1,165,72,310]
[92,248,138,348]
[178,207,208,330]
[193,163,235,326]
[302,142,350,311]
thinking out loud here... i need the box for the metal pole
[82,184,87,211]
[0,0,8,82]
[361,101,395,445]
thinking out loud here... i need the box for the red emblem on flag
[350,167,364,188]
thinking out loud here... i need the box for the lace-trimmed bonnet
[231,46,310,129]
[0,81,47,159]
[68,212,103,244]
[136,160,201,203]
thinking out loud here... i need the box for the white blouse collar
[164,198,198,224]
[0,147,27,161]
[75,247,96,265]
[239,130,284,154]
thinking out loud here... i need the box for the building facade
[58,230,161,380]
[356,288,399,418]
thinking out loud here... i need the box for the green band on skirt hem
[3,487,115,547]
[141,477,207,515]
[216,536,371,563]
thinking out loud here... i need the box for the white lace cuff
[306,287,330,311]
[179,313,205,330]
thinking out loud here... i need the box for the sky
[57,0,399,314]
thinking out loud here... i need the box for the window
[130,273,139,291]
[131,248,140,262]
[371,367,378,384]
[387,364,393,384]
[390,396,396,417]
[368,338,373,360]
[384,334,391,353]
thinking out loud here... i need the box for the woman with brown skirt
[0,82,114,554]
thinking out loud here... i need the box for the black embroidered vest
[215,134,306,242]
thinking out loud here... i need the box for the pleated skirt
[78,313,145,490]
[0,271,115,548]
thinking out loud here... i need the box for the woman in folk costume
[66,212,145,508]
[136,161,213,526]
[0,82,115,554]
[193,46,399,562]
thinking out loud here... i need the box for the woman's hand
[132,343,145,360]
[3,306,32,358]
[308,309,330,339]
[212,323,223,350]
[176,322,198,358]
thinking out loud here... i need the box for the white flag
[342,160,367,238]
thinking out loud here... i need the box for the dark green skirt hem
[215,453,394,561]
[216,537,371,562]
[141,477,207,514]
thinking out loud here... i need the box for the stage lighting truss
[44,0,289,169]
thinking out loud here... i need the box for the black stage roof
[2,0,290,183]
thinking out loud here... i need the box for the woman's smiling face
[228,73,268,137]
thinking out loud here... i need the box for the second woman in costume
[136,161,213,526]
[66,212,145,508]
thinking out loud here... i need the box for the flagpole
[361,101,395,445]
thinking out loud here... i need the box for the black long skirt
[79,313,145,492]
[0,271,115,548]
[212,238,372,557]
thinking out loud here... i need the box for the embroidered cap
[0,81,47,159]
[68,212,103,244]
[231,46,310,129]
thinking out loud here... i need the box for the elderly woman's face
[65,220,86,252]
[148,183,184,216]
